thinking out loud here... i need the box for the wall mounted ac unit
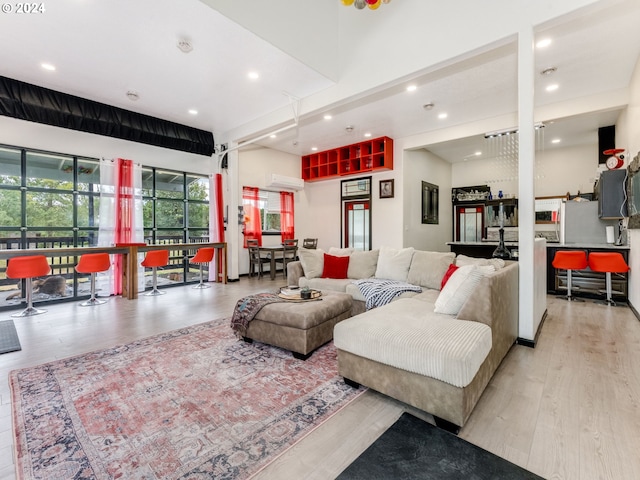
[265,173,304,191]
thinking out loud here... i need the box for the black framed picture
[380,179,394,199]
[422,181,439,224]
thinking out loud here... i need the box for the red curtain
[280,191,295,242]
[209,173,225,281]
[242,186,263,247]
[113,158,135,293]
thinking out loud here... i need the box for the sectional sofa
[286,247,519,432]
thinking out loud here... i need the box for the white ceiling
[1,0,639,164]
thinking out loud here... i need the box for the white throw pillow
[434,265,485,315]
[455,254,505,270]
[298,248,325,279]
[374,246,415,282]
[328,247,354,257]
[348,249,379,279]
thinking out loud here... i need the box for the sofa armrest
[287,261,305,286]
[457,261,519,353]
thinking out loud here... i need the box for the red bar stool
[190,247,215,289]
[551,250,588,301]
[588,252,630,306]
[75,253,111,306]
[6,255,51,317]
[141,250,169,296]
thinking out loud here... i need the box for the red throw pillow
[440,263,459,289]
[321,253,350,279]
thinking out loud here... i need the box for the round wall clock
[604,148,625,170]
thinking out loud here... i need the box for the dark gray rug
[338,413,545,479]
[0,319,22,354]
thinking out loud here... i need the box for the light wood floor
[1,278,639,480]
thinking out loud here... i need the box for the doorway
[341,176,372,250]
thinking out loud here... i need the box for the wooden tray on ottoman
[244,291,352,360]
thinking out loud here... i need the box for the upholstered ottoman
[243,291,352,360]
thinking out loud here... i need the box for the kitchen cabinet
[597,170,627,219]
[547,245,629,299]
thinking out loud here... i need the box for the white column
[226,143,240,280]
[518,23,536,341]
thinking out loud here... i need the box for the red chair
[551,250,588,301]
[6,255,51,317]
[75,253,111,306]
[190,247,215,289]
[141,250,169,296]
[588,252,630,306]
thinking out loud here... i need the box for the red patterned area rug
[10,319,364,479]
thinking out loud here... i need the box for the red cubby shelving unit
[301,136,393,182]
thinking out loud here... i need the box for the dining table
[256,246,285,280]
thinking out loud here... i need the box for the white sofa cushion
[406,251,456,290]
[329,247,354,257]
[455,254,505,270]
[298,247,325,279]
[348,249,379,279]
[434,265,493,315]
[375,246,415,282]
[334,298,492,388]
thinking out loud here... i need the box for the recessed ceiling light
[406,85,417,92]
[248,71,259,80]
[364,132,372,138]
[311,147,318,151]
[475,151,482,156]
[41,63,56,71]
[324,114,332,120]
[270,134,277,139]
[188,109,198,115]
[536,38,552,49]
[546,84,559,92]
[438,113,448,119]
[551,138,561,144]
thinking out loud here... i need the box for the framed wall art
[380,179,394,199]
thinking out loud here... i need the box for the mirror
[627,152,640,228]
[422,181,439,224]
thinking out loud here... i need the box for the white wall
[450,143,599,198]
[616,54,640,311]
[0,116,213,174]
[403,149,452,252]
[236,146,302,274]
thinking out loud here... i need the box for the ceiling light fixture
[541,67,557,75]
[345,125,354,133]
[176,40,193,53]
[248,71,259,80]
[126,90,140,101]
[551,138,561,144]
[188,109,198,115]
[324,114,332,120]
[270,134,277,139]
[364,132,372,138]
[484,122,545,138]
[406,85,417,92]
[423,103,434,110]
[341,0,391,10]
[438,113,448,119]
[41,63,56,71]
[311,147,318,151]
[546,84,559,92]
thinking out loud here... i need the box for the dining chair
[248,245,271,278]
[302,238,318,249]
[276,241,298,278]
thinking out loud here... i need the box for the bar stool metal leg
[12,277,47,317]
[145,266,166,296]
[79,272,107,306]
